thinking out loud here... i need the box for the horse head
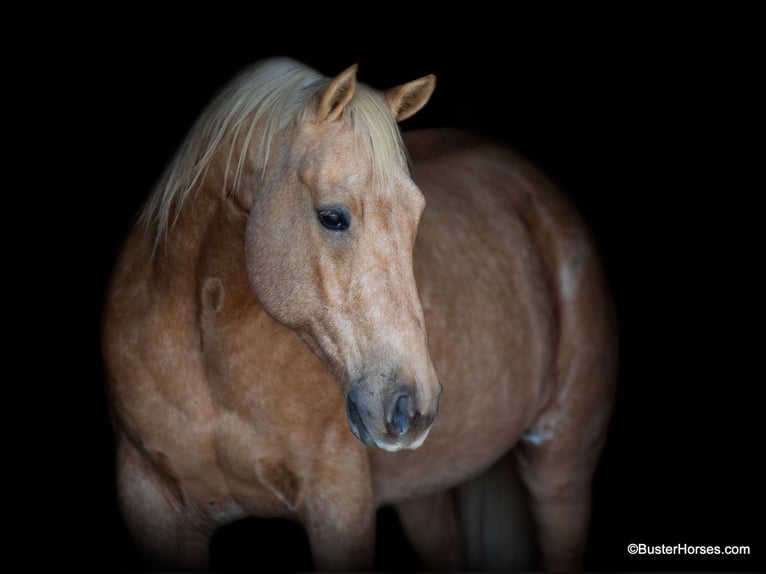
[240,62,440,451]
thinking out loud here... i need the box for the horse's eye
[317,208,350,231]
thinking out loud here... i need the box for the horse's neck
[156,182,250,301]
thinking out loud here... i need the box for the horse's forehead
[294,124,374,189]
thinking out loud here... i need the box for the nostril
[386,392,416,437]
[346,394,363,430]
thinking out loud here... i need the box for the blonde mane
[139,58,407,249]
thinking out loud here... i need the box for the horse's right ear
[317,64,358,123]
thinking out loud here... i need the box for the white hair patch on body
[559,242,591,301]
[521,425,556,445]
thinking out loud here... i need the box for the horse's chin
[351,427,431,452]
[378,425,433,452]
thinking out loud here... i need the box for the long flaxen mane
[139,57,408,250]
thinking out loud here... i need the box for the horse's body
[103,59,616,571]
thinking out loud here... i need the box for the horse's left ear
[317,64,358,122]
[385,75,437,122]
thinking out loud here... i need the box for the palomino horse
[102,58,617,571]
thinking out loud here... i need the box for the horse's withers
[243,65,440,451]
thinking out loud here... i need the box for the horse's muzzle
[345,382,440,452]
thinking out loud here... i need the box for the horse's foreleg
[395,490,464,570]
[300,462,376,570]
[302,499,375,570]
[116,435,212,570]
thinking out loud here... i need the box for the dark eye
[317,208,350,231]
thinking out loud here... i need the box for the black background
[44,8,763,572]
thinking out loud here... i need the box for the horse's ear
[317,64,358,123]
[385,74,436,122]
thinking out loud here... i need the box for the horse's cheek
[245,213,317,329]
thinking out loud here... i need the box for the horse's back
[407,128,613,376]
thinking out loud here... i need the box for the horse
[102,57,617,571]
